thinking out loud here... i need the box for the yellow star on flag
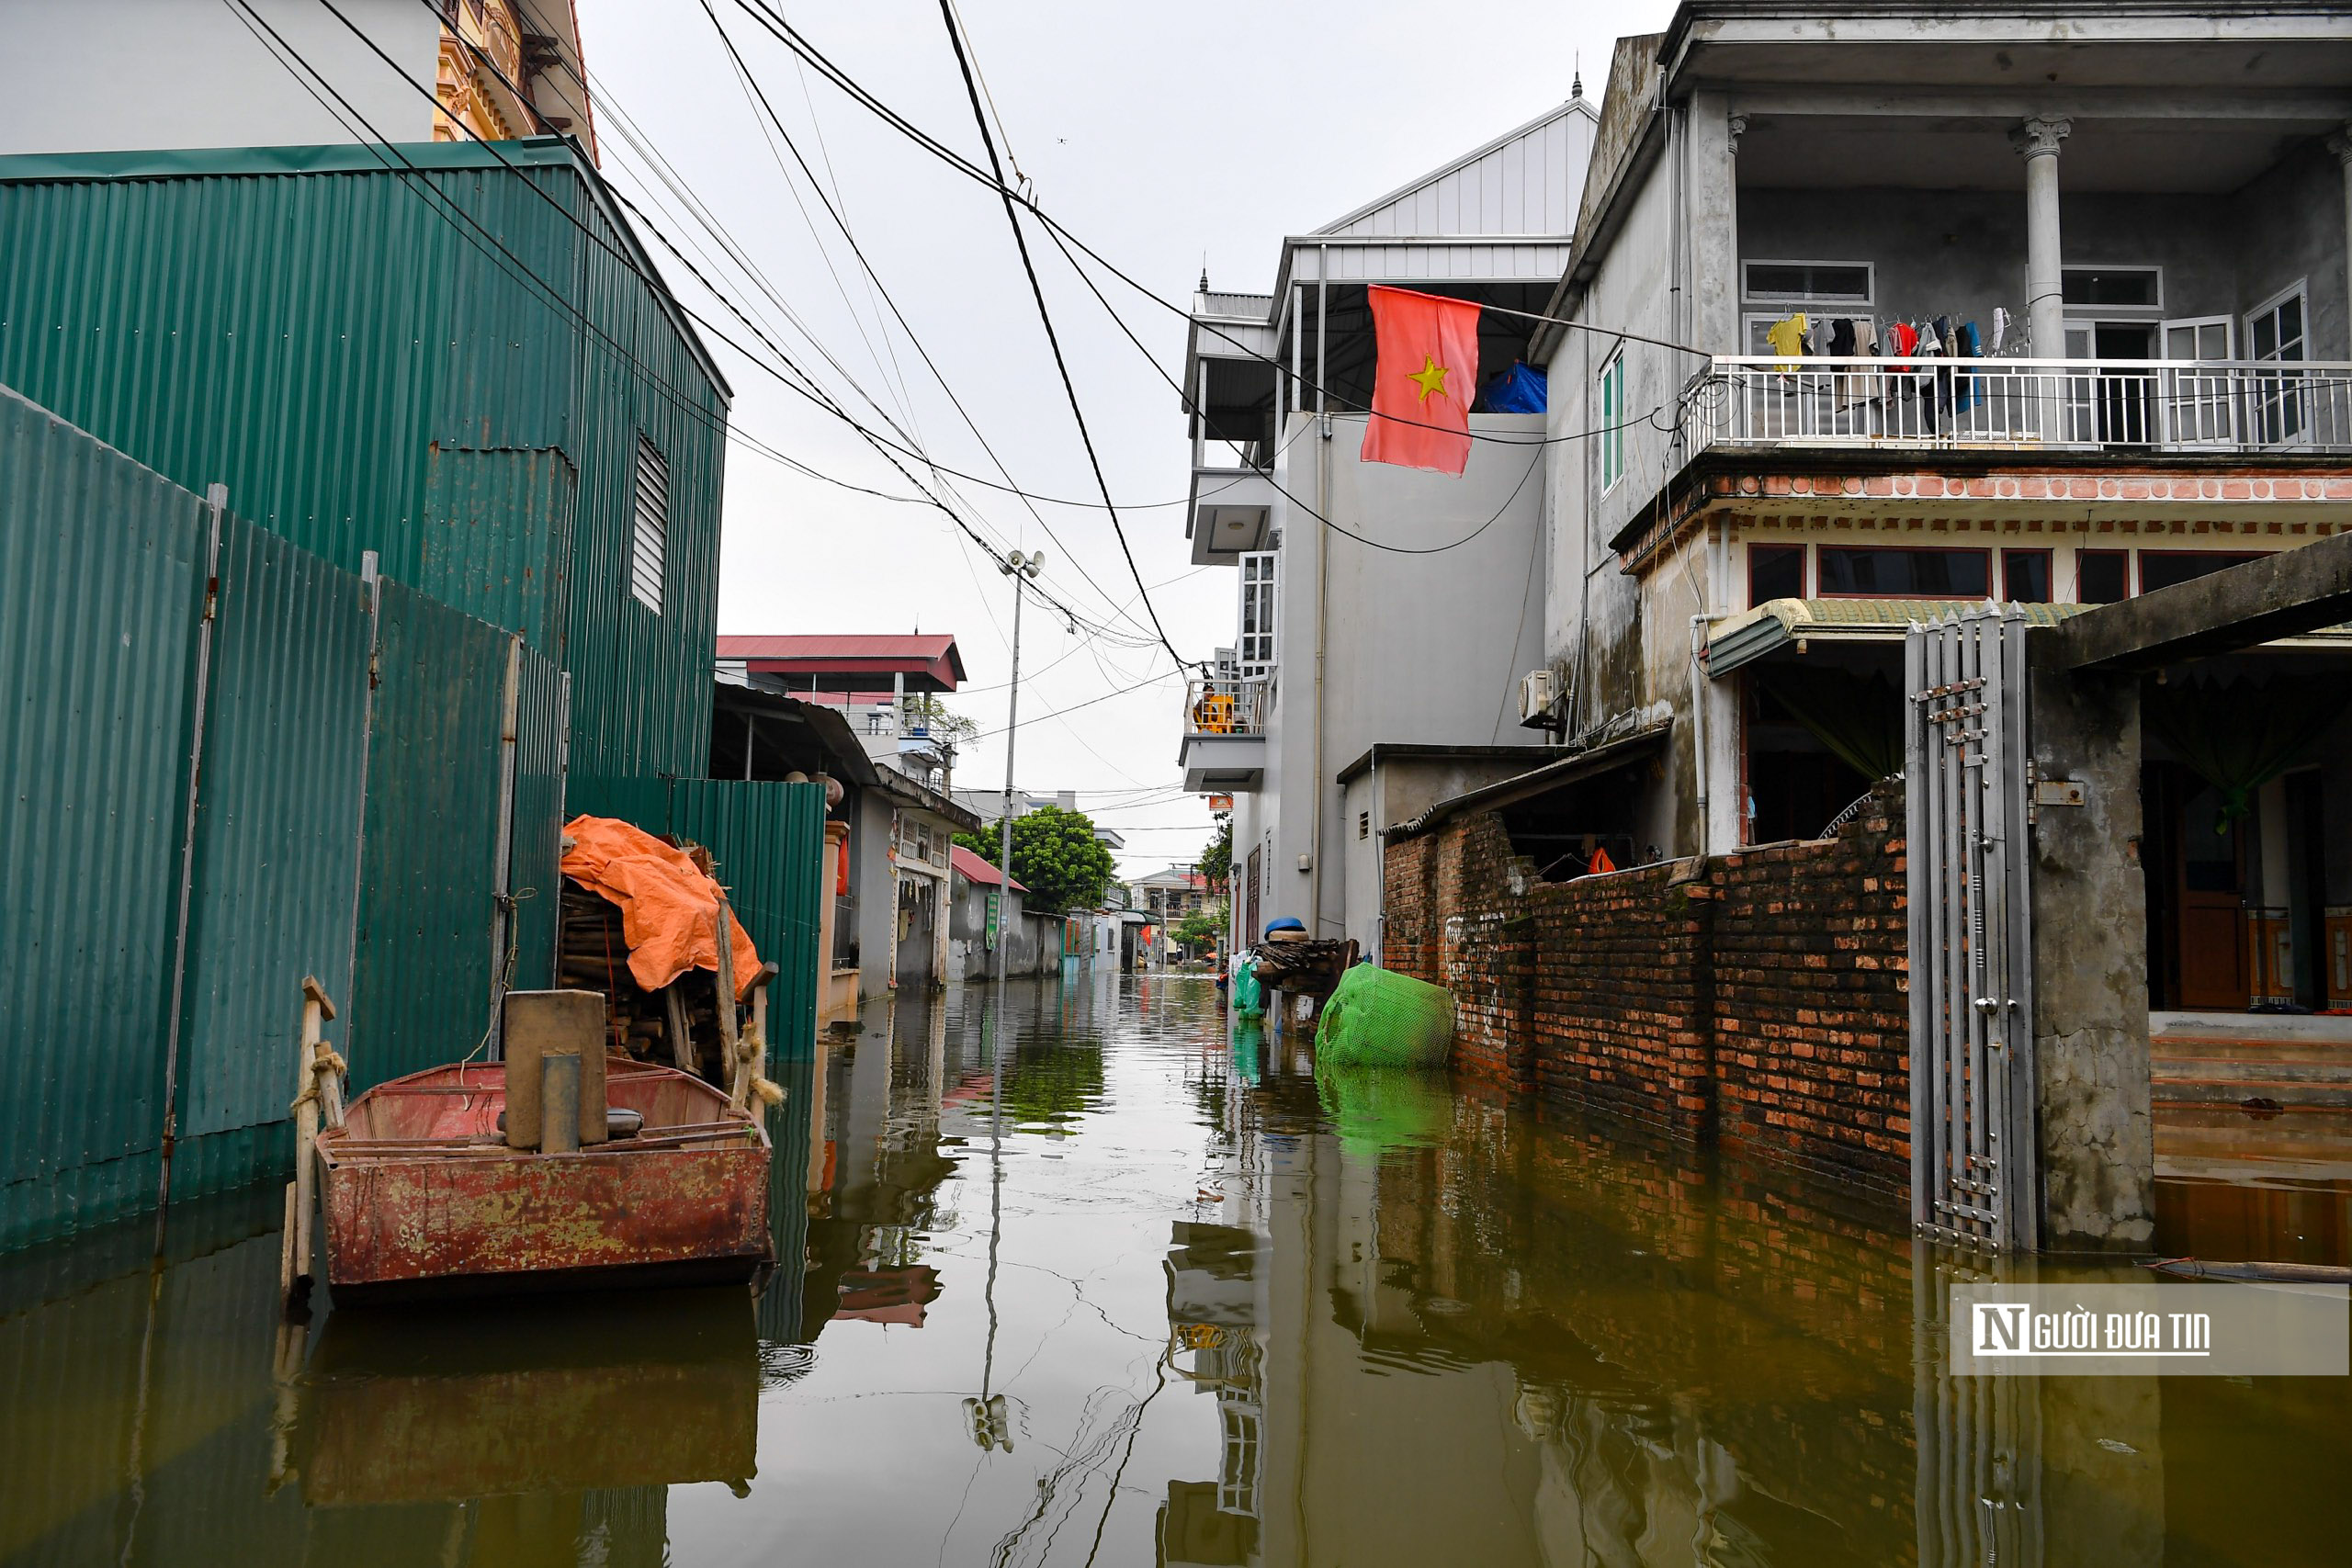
[1406,354,1451,403]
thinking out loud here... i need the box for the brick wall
[1384,785,1910,1205]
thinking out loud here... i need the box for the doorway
[895,874,937,989]
[2145,761,2250,1010]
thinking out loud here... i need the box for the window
[1743,262,1872,304]
[1599,352,1626,490]
[2075,549,2129,604]
[1358,810,1370,840]
[1815,547,1989,599]
[630,435,669,613]
[1748,544,1805,604]
[2247,282,2308,445]
[2138,550,2267,595]
[1741,260,1874,357]
[1237,551,1277,673]
[2000,548,2052,604]
[2061,267,2162,310]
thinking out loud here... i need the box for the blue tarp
[1476,361,1547,413]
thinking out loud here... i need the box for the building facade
[1174,99,1600,956]
[1528,2,2352,1015]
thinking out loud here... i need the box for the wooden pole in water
[664,984,695,1075]
[713,889,741,1092]
[283,976,336,1314]
[734,961,781,1112]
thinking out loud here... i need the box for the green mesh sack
[1313,964,1453,1071]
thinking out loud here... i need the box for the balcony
[1186,465,1280,566]
[1177,675,1267,793]
[1690,357,2352,457]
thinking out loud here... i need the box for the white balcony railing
[1690,357,2352,456]
[1183,674,1266,736]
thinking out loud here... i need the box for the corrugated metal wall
[0,389,571,1248]
[345,581,514,1089]
[510,651,570,994]
[0,388,204,1248]
[0,141,727,783]
[170,509,375,1202]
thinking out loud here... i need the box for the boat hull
[317,1063,774,1302]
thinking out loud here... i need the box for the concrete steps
[2151,1028,2352,1111]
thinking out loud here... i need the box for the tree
[1198,812,1232,898]
[1175,906,1224,954]
[956,805,1115,914]
[901,691,978,745]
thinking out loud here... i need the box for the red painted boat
[313,1057,774,1303]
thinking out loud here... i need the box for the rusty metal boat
[312,1055,774,1303]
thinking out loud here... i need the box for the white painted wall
[0,0,437,156]
[1251,409,1551,944]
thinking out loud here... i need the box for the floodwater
[2,976,2346,1567]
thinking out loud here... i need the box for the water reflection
[0,976,2343,1567]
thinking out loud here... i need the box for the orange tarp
[561,815,761,998]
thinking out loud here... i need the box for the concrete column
[2328,125,2352,357]
[2025,661,2154,1250]
[1685,92,1744,356]
[2013,117,2072,360]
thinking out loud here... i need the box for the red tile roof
[950,843,1024,892]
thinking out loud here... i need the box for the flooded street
[4,976,2346,1567]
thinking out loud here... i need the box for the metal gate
[1905,608,2038,1251]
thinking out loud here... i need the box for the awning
[1705,598,2090,677]
[1385,718,1671,841]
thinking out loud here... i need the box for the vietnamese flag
[1362,286,1481,475]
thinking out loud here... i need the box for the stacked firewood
[556,878,723,1083]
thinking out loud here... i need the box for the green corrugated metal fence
[171,507,374,1201]
[0,388,206,1247]
[343,581,515,1089]
[0,140,728,783]
[0,388,570,1249]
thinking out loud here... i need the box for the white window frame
[1598,350,1627,491]
[2245,279,2308,364]
[2060,265,2164,320]
[629,434,669,614]
[1236,550,1277,675]
[1741,259,1875,307]
[1740,259,1876,357]
[2245,278,2310,448]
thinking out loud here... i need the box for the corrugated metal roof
[949,844,1024,891]
[1705,596,2090,674]
[718,634,967,691]
[1316,98,1599,240]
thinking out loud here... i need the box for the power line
[688,0,1160,643]
[724,0,1714,428]
[935,0,1184,671]
[318,0,1166,657]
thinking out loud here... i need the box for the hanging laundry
[1991,307,2010,355]
[1891,321,1919,357]
[1765,312,1807,373]
[1956,321,1984,413]
[1932,315,1958,421]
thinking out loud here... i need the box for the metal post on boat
[542,1054,581,1155]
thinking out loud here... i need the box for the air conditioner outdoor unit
[1517,669,1562,731]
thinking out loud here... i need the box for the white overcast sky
[574,0,1672,876]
